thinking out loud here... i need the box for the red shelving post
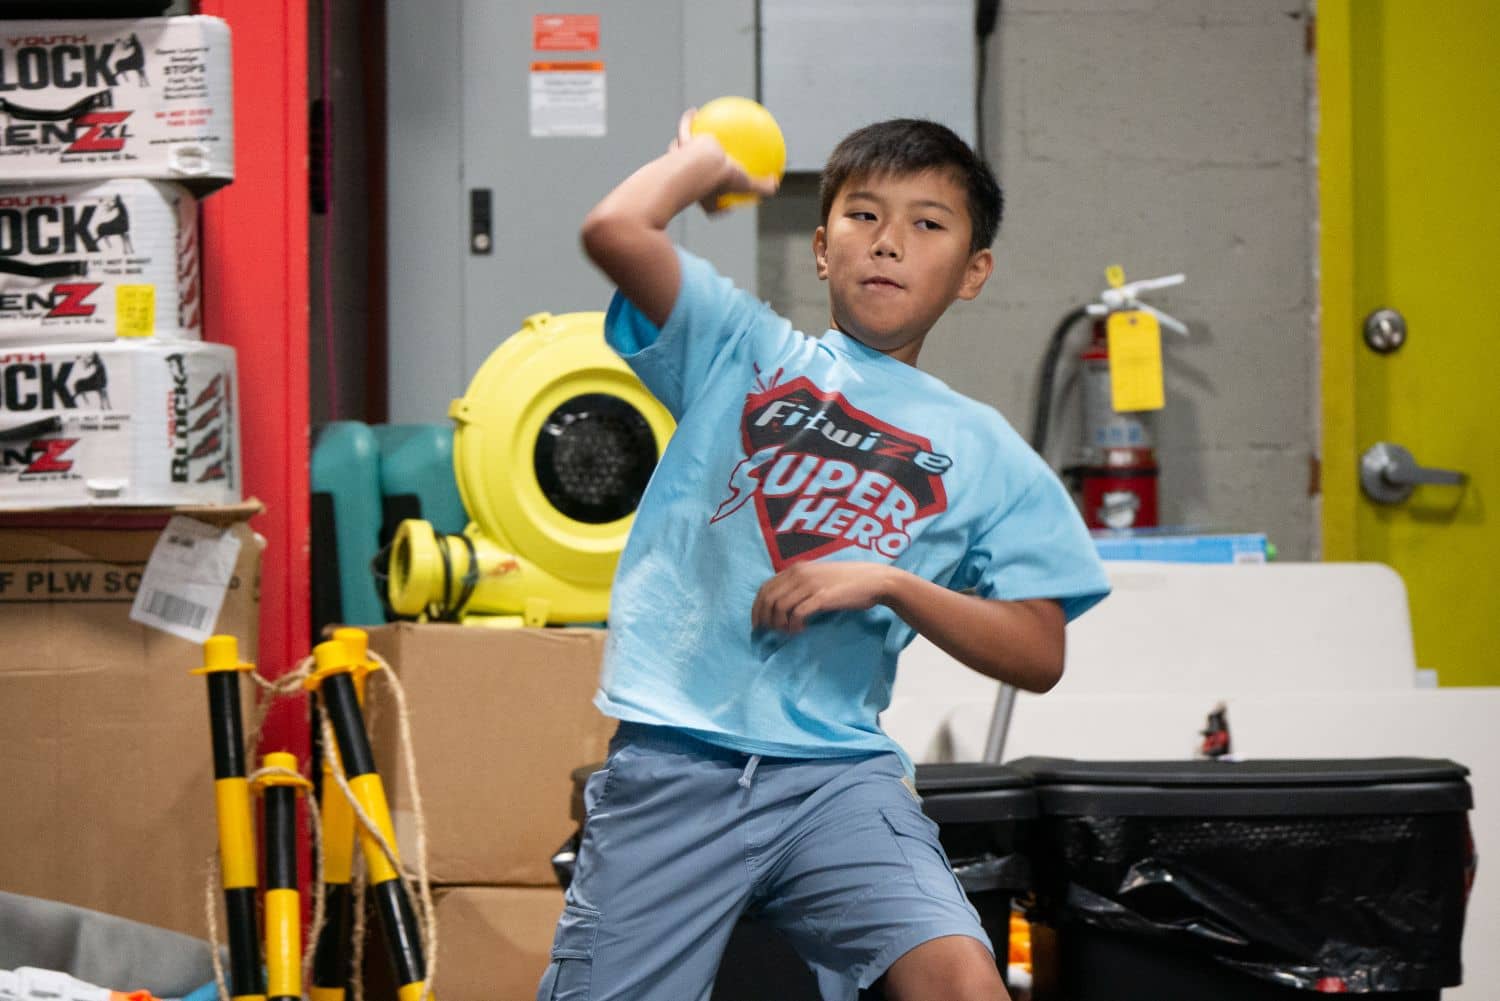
[197,0,311,776]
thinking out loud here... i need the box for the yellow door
[1319,1,1500,685]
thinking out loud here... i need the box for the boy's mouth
[861,276,904,290]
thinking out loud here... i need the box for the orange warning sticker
[530,61,605,72]
[534,14,600,52]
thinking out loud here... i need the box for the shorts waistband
[610,721,756,762]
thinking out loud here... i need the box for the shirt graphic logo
[713,371,951,569]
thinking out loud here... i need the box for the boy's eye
[916,219,944,231]
[848,211,877,222]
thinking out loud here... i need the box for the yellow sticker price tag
[1106,309,1165,412]
[115,285,156,338]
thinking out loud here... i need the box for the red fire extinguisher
[1076,325,1160,529]
[1030,271,1187,531]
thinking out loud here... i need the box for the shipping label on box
[0,340,240,508]
[129,513,242,642]
[0,180,200,345]
[0,17,233,189]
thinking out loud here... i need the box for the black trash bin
[554,760,1038,999]
[1009,756,1475,1001]
[915,762,1037,971]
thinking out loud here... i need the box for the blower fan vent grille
[535,393,658,524]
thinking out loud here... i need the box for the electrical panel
[385,1,757,423]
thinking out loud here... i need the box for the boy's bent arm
[882,572,1066,692]
[581,118,776,327]
[752,562,1066,693]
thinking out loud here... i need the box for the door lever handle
[1360,442,1467,504]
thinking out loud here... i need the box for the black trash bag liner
[1031,812,1473,992]
[950,851,1031,896]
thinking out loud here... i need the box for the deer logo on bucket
[712,369,950,569]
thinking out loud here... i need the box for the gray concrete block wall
[758,0,1317,558]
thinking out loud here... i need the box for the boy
[542,114,1109,1001]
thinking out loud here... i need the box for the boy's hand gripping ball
[690,96,786,209]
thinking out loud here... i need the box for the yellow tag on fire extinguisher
[1106,310,1165,412]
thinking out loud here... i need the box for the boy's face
[813,169,993,364]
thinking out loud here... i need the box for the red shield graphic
[726,376,949,569]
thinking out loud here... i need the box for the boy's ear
[813,227,829,280]
[957,248,995,301]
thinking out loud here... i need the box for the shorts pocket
[584,739,639,817]
[540,903,601,1000]
[581,763,612,818]
[879,806,968,904]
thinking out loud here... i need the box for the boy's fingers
[753,574,797,632]
[780,583,819,632]
[775,591,796,631]
[785,592,822,633]
[771,587,798,631]
[676,108,696,148]
[751,576,780,628]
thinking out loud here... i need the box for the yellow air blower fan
[385,311,674,626]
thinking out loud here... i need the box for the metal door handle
[1360,442,1468,504]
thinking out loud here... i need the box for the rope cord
[199,649,438,1000]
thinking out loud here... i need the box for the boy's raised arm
[580,110,777,328]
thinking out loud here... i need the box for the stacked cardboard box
[0,503,262,937]
[365,623,615,1000]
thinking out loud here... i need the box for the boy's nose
[872,233,901,259]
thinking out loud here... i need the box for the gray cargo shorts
[537,722,991,1001]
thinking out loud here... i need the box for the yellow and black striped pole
[255,752,312,1001]
[307,637,431,1001]
[309,741,356,1001]
[310,628,382,1001]
[191,635,266,1001]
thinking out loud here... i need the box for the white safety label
[529,61,606,137]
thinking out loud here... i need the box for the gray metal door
[387,0,757,423]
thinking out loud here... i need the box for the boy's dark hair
[819,119,1003,254]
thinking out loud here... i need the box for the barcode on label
[144,589,211,629]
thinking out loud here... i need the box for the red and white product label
[0,340,239,509]
[0,16,233,189]
[533,14,600,51]
[0,179,200,346]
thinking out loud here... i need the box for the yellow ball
[690,96,786,207]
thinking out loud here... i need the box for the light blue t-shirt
[596,247,1109,767]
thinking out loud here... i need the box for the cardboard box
[364,885,563,1001]
[435,886,562,1001]
[0,506,262,937]
[366,623,613,886]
